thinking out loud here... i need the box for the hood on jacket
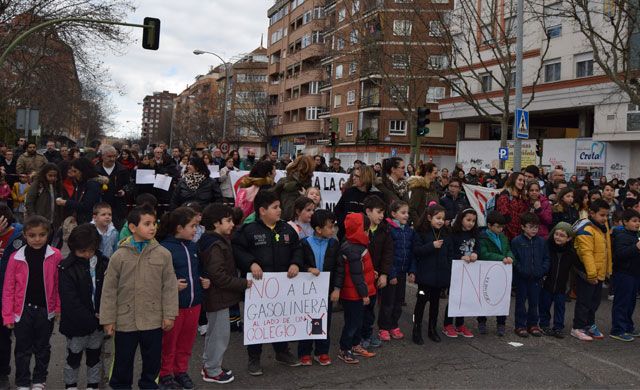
[118,236,160,252]
[197,231,223,253]
[91,221,117,236]
[407,175,433,190]
[239,176,274,189]
[59,250,107,269]
[12,244,56,262]
[344,213,369,246]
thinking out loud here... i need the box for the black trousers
[109,329,162,390]
[13,305,54,387]
[573,277,603,330]
[378,274,406,330]
[0,324,11,377]
[413,285,441,327]
[247,342,288,360]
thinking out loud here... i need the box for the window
[544,3,562,38]
[337,37,345,50]
[392,54,410,69]
[427,87,446,102]
[352,0,360,13]
[389,120,408,136]
[429,21,443,37]
[349,61,357,75]
[480,73,492,92]
[510,71,516,87]
[303,11,312,24]
[334,94,342,108]
[429,55,448,69]
[346,121,354,136]
[291,0,304,9]
[313,6,324,19]
[544,59,561,82]
[335,64,344,79]
[310,31,323,44]
[393,20,412,36]
[338,8,346,22]
[306,107,319,120]
[575,53,594,78]
[627,103,640,131]
[349,29,359,44]
[390,85,409,104]
[347,90,356,105]
[301,35,311,48]
[309,81,319,94]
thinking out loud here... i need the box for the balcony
[359,94,380,109]
[357,127,379,143]
[319,79,332,91]
[318,107,330,118]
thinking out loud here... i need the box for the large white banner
[462,184,501,226]
[229,170,349,212]
[448,260,513,317]
[243,272,330,345]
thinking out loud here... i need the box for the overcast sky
[102,0,271,138]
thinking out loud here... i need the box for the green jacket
[479,230,513,261]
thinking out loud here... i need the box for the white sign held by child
[448,260,513,317]
[243,272,330,345]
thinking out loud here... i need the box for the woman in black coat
[171,157,222,209]
[56,157,103,224]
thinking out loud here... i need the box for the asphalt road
[5,283,640,389]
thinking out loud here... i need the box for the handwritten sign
[462,184,501,226]
[448,260,512,317]
[244,272,330,345]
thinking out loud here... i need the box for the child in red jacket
[2,216,62,389]
[335,213,376,364]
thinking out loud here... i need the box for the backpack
[235,185,260,218]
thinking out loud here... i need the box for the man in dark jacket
[44,141,62,164]
[58,224,109,390]
[96,145,131,229]
[231,191,302,375]
[439,178,470,224]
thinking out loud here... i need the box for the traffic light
[536,139,543,157]
[330,131,337,146]
[142,17,161,50]
[416,107,431,136]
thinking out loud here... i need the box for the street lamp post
[193,49,230,141]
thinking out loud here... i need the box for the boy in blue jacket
[511,212,550,337]
[610,209,640,341]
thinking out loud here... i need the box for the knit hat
[550,221,575,238]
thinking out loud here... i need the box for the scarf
[386,175,408,199]
[184,172,206,191]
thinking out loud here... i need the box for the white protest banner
[135,169,156,184]
[208,164,220,179]
[153,174,172,191]
[448,260,512,317]
[244,272,330,345]
[229,170,349,211]
[462,184,501,226]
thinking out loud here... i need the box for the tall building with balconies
[141,90,177,145]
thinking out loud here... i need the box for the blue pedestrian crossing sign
[514,108,529,139]
[498,147,509,161]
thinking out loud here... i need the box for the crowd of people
[0,139,639,390]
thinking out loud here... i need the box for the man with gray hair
[44,140,62,163]
[96,145,130,229]
[546,167,566,197]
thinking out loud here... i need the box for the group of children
[0,180,639,389]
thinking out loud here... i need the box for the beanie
[550,221,575,238]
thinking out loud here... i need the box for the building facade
[141,90,177,146]
[173,70,221,147]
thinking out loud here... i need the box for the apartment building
[320,0,457,167]
[141,90,176,145]
[439,0,640,179]
[173,70,221,147]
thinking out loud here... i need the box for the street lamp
[193,49,230,141]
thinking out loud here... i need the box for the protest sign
[135,169,156,184]
[153,174,172,191]
[229,171,349,211]
[462,184,501,226]
[244,272,330,345]
[448,260,512,317]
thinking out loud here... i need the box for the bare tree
[230,81,272,149]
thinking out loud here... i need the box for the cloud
[101,0,271,138]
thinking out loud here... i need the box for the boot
[412,323,424,345]
[428,316,441,343]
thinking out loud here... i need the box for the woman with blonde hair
[273,155,315,221]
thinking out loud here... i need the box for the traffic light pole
[513,0,524,172]
[0,18,156,69]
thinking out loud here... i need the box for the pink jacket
[2,245,62,325]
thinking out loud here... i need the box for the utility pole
[513,0,524,172]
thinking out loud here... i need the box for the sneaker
[17,387,30,390]
[337,350,359,364]
[31,385,46,390]
[198,324,208,336]
[588,325,604,339]
[158,376,178,390]
[442,324,458,338]
[275,350,302,367]
[541,326,554,336]
[571,328,593,341]
[86,383,99,390]
[628,328,640,337]
[369,334,383,348]
[314,354,332,366]
[248,357,263,376]
[201,367,232,376]
[607,294,614,301]
[174,373,194,389]
[515,328,529,338]
[202,370,235,384]
[390,327,404,339]
[352,344,376,358]
[378,329,391,341]
[528,326,543,337]
[497,324,506,337]
[553,329,565,339]
[610,333,635,342]
[478,322,487,335]
[299,355,313,366]
[455,325,474,338]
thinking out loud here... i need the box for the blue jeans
[339,299,364,351]
[298,302,333,357]
[514,275,541,329]
[538,288,566,330]
[611,272,640,336]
